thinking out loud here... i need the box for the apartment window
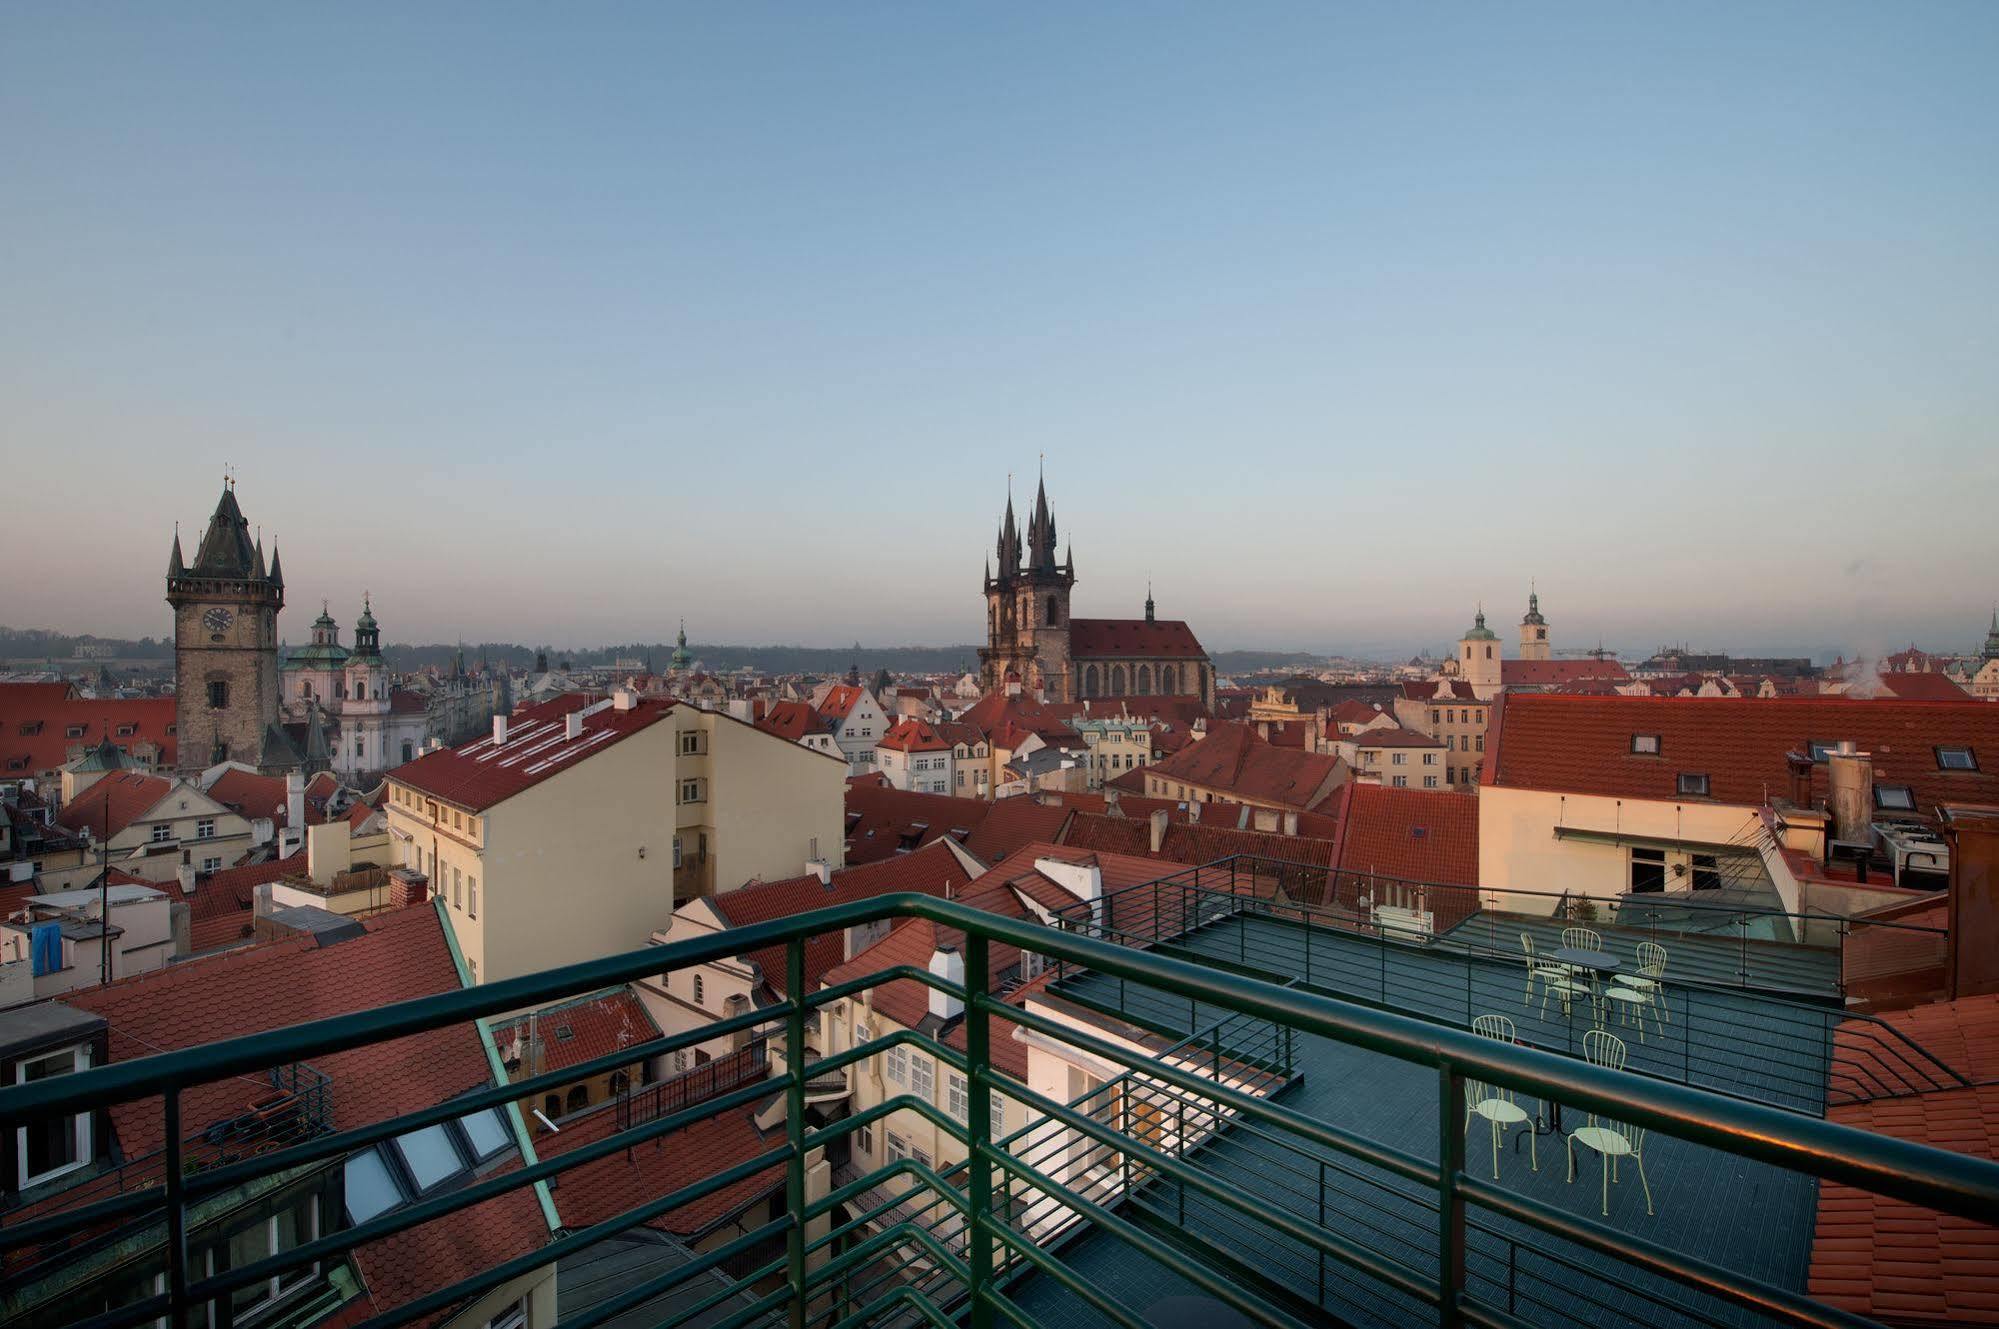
[150,823,173,844]
[908,1051,935,1099]
[1630,734,1661,756]
[1423,776,1438,789]
[1630,847,1667,893]
[201,856,223,873]
[673,837,683,869]
[679,778,704,805]
[886,1133,910,1164]
[1937,746,1978,771]
[64,724,86,739]
[224,1196,321,1318]
[885,1045,908,1085]
[485,1303,527,1329]
[913,1144,933,1169]
[1390,752,1406,766]
[1875,784,1916,811]
[692,973,705,1006]
[1676,773,1711,797]
[680,730,702,755]
[15,1045,93,1186]
[1475,735,1484,751]
[1691,854,1723,891]
[991,1092,1006,1136]
[208,680,229,708]
[1391,775,1407,788]
[195,818,216,840]
[452,867,463,909]
[856,1124,873,1155]
[1422,752,1437,765]
[947,1072,970,1122]
[467,876,478,918]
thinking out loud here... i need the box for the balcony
[0,883,1994,1329]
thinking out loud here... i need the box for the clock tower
[167,481,291,775]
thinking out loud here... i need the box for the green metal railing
[3,892,1997,1329]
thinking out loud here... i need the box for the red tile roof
[185,850,305,952]
[956,692,1082,747]
[0,684,178,777]
[1329,782,1479,886]
[843,784,990,865]
[60,905,548,1322]
[1484,694,1999,819]
[535,1093,784,1237]
[1810,992,1999,1324]
[756,699,826,743]
[389,693,673,812]
[1331,700,1393,724]
[1876,672,1972,702]
[961,797,1072,865]
[716,840,974,995]
[206,767,329,827]
[817,685,869,722]
[1140,723,1344,811]
[1499,658,1629,687]
[878,718,952,753]
[54,770,172,838]
[493,988,659,1075]
[1346,725,1445,750]
[1068,618,1208,660]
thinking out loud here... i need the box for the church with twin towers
[977,473,1215,708]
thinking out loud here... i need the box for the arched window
[542,1093,561,1121]
[1197,664,1209,697]
[1111,665,1128,695]
[565,1085,589,1114]
[1045,596,1061,626]
[1136,664,1152,695]
[1485,646,1493,659]
[609,1070,630,1095]
[1083,664,1100,697]
[1162,665,1178,695]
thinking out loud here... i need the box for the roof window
[1937,745,1978,772]
[1874,784,1916,811]
[1677,773,1711,797]
[1630,735,1661,756]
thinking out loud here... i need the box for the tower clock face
[202,607,234,634]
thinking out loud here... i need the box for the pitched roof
[185,850,306,952]
[61,905,548,1322]
[1810,993,1999,1324]
[842,784,990,865]
[532,1097,784,1238]
[493,988,660,1075]
[955,692,1081,747]
[0,684,178,776]
[755,700,826,743]
[1484,694,1999,819]
[878,718,952,753]
[715,840,974,996]
[1399,678,1482,703]
[1875,672,1973,702]
[54,770,173,838]
[389,693,673,812]
[1346,725,1445,750]
[1329,782,1479,886]
[816,685,869,721]
[961,797,1072,864]
[1141,723,1344,811]
[1068,618,1208,660]
[206,767,329,827]
[1500,658,1629,686]
[1330,700,1392,724]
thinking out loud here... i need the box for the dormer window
[14,1044,94,1187]
[1874,784,1916,811]
[1677,773,1711,797]
[1937,746,1978,772]
[1630,735,1661,756]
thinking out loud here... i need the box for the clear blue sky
[3,4,1995,659]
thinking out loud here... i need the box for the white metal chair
[1567,1030,1654,1217]
[1467,1015,1536,1179]
[1560,926,1602,955]
[1598,977,1659,1041]
[1519,934,1573,1007]
[1613,943,1670,1024]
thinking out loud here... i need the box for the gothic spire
[267,542,283,588]
[167,524,184,579]
[1145,580,1155,623]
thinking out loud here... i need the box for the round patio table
[1550,946,1620,975]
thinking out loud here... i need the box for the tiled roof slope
[1330,783,1478,886]
[1141,723,1344,810]
[716,840,973,996]
[0,684,178,775]
[55,770,172,838]
[843,784,990,865]
[1876,673,1972,701]
[1499,658,1629,686]
[878,718,952,753]
[755,700,825,743]
[62,905,547,1322]
[187,850,305,952]
[534,1098,784,1238]
[493,988,659,1074]
[1068,619,1207,659]
[390,693,673,812]
[1810,993,1999,1324]
[961,797,1072,864]
[1485,695,1999,819]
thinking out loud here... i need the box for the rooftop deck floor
[1439,911,1842,1002]
[1010,914,1826,1328]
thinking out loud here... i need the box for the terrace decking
[1021,911,1832,1329]
[1440,912,1842,1002]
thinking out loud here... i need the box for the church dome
[1462,607,1498,642]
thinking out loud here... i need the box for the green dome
[1462,607,1498,642]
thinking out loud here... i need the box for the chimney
[613,686,639,711]
[1104,785,1122,816]
[928,945,966,1020]
[286,769,305,835]
[1035,855,1102,908]
[1149,808,1170,854]
[492,715,509,746]
[1826,741,1874,845]
[1187,800,1201,825]
[806,858,832,886]
[1946,811,1999,999]
[564,710,584,741]
[176,862,197,894]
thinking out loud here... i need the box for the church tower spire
[1519,582,1550,660]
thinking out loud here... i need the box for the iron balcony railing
[1,892,1996,1329]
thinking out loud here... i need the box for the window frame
[15,1044,94,1188]
[1676,772,1711,797]
[1874,784,1916,811]
[1630,734,1661,756]
[1936,745,1978,772]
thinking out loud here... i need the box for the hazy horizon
[4,5,1995,659]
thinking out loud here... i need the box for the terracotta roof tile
[1068,618,1208,660]
[0,683,178,776]
[54,770,172,838]
[389,693,673,812]
[1140,724,1344,811]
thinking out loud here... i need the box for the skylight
[1875,784,1916,811]
[1937,745,1978,771]
[1630,735,1660,756]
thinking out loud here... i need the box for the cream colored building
[384,690,846,984]
[1393,681,1491,789]
[54,771,255,881]
[1069,713,1153,791]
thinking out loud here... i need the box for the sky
[3,4,1995,660]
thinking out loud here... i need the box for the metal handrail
[2,892,1996,1329]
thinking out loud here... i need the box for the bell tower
[978,469,1076,700]
[1519,584,1551,661]
[167,480,288,774]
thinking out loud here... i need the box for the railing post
[964,931,995,1329]
[785,937,808,1329]
[164,1086,191,1329]
[1438,1065,1467,1328]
